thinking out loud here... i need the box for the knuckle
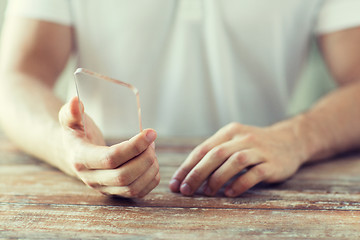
[237,179,251,192]
[244,133,257,144]
[194,145,209,159]
[115,173,130,186]
[133,139,146,155]
[219,122,241,139]
[152,175,161,188]
[227,122,242,132]
[72,162,85,172]
[211,146,226,159]
[102,152,118,169]
[188,168,203,183]
[126,187,140,198]
[112,143,124,155]
[144,153,156,167]
[208,175,223,189]
[172,167,189,181]
[155,174,161,185]
[254,166,267,179]
[233,152,248,167]
[153,160,160,171]
[134,144,143,156]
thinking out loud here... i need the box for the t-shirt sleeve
[316,0,360,34]
[5,0,72,26]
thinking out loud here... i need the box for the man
[0,0,359,198]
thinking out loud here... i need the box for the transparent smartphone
[73,68,142,138]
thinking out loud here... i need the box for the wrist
[268,114,318,165]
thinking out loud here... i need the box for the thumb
[59,96,85,131]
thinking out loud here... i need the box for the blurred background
[0,0,74,100]
[0,0,335,116]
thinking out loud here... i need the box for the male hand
[169,122,307,197]
[59,97,160,198]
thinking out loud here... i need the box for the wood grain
[1,136,360,239]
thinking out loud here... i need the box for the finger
[104,128,157,167]
[78,147,157,186]
[138,172,161,198]
[124,159,159,197]
[178,139,248,196]
[169,123,243,192]
[204,150,262,196]
[225,163,269,197]
[59,96,84,131]
[75,128,157,170]
[98,160,159,198]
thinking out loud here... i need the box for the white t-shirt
[5,0,360,138]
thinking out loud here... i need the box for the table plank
[2,203,360,239]
[1,136,360,239]
[1,147,360,210]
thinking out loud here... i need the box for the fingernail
[225,188,235,197]
[146,130,156,142]
[169,179,180,192]
[180,183,192,196]
[204,186,213,196]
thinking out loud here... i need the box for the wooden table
[1,136,360,239]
